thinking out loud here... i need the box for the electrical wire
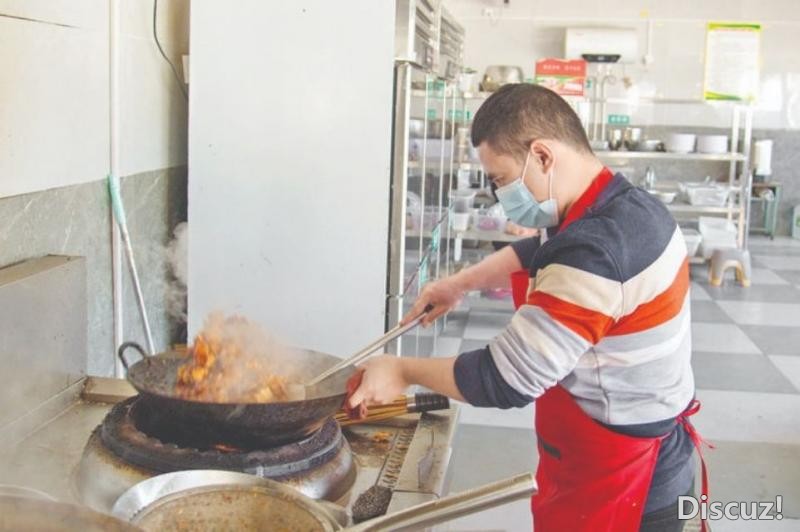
[152,0,188,101]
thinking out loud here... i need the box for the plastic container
[698,217,737,258]
[696,135,728,154]
[685,186,729,207]
[475,213,507,232]
[681,228,702,257]
[665,133,696,153]
[452,212,470,231]
[450,189,477,213]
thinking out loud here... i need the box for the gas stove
[76,396,356,511]
[0,377,458,521]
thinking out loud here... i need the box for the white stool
[709,249,751,288]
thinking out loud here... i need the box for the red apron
[509,263,710,532]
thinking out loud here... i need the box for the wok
[118,342,355,448]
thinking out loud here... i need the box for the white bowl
[665,133,696,154]
[648,189,676,204]
[696,134,728,154]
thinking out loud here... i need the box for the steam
[165,222,188,322]
[185,311,305,401]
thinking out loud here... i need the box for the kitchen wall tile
[693,389,800,444]
[0,167,186,376]
[718,301,800,327]
[699,440,800,520]
[691,322,762,354]
[119,35,188,177]
[741,325,800,356]
[690,300,733,323]
[0,0,107,30]
[691,351,796,394]
[0,14,109,198]
[706,284,800,303]
[769,355,800,392]
[750,267,792,285]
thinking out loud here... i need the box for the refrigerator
[187,1,396,357]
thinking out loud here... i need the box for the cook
[348,84,705,532]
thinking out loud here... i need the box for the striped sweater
[454,170,696,514]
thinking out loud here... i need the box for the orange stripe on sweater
[609,259,690,336]
[526,291,615,344]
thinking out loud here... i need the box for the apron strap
[678,399,714,532]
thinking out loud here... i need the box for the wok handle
[343,472,537,532]
[117,341,148,371]
[408,393,450,413]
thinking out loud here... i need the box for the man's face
[477,142,550,202]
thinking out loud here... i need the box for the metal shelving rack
[593,103,754,250]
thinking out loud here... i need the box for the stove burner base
[75,399,356,513]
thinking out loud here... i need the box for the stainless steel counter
[0,377,459,520]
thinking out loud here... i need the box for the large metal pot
[113,470,537,531]
[480,65,524,92]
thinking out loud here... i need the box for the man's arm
[403,239,538,326]
[346,355,465,406]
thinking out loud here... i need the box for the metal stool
[709,248,751,287]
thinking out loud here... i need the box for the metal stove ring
[100,398,347,479]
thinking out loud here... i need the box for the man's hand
[401,276,465,327]
[346,355,409,408]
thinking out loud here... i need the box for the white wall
[444,0,800,130]
[0,0,189,198]
[188,1,395,357]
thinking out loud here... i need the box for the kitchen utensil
[638,139,663,152]
[696,134,728,154]
[118,342,356,448]
[623,127,642,150]
[307,305,433,387]
[607,128,624,150]
[113,469,537,532]
[665,133,696,153]
[480,65,524,92]
[334,392,450,427]
[1,495,139,532]
[647,190,676,204]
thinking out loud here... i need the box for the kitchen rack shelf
[597,151,746,162]
[666,203,742,215]
[406,227,521,243]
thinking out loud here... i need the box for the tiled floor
[405,236,800,531]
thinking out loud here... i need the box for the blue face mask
[495,152,559,228]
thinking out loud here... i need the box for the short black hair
[471,84,592,161]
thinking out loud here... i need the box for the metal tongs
[307,304,434,387]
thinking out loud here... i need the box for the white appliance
[754,139,773,177]
[187,1,395,356]
[565,27,638,63]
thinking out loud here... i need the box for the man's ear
[530,140,555,174]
